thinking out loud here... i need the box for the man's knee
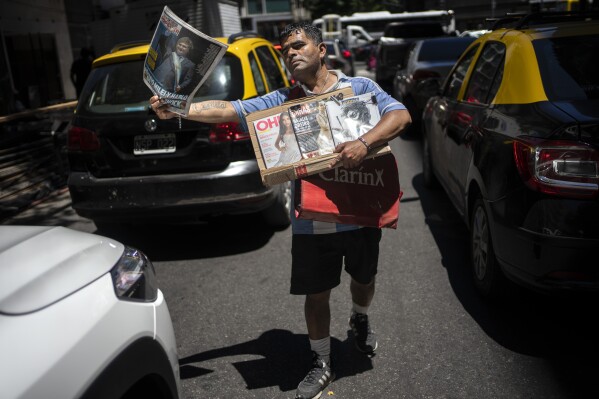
[306,290,331,304]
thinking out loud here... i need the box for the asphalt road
[4,64,599,398]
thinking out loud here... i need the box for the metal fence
[0,102,76,221]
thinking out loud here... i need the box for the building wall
[0,0,75,109]
[240,0,309,42]
[88,0,204,56]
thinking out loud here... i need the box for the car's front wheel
[262,181,291,228]
[470,197,505,300]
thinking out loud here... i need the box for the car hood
[0,226,124,315]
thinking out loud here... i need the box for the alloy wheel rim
[472,206,489,280]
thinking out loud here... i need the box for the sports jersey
[231,71,406,235]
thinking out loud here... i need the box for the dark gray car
[375,21,447,87]
[393,36,476,129]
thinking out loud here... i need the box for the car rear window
[418,38,474,62]
[79,54,243,114]
[534,34,599,101]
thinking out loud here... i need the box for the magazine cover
[325,92,381,146]
[253,110,302,169]
[143,6,228,117]
[288,100,335,159]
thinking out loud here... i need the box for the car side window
[255,45,286,91]
[249,52,267,95]
[444,45,478,100]
[277,54,292,83]
[464,42,506,104]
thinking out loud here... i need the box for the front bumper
[68,160,276,222]
[0,274,180,399]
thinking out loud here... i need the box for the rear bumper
[68,160,276,222]
[489,196,599,293]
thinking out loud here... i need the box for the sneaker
[295,351,335,399]
[349,312,378,353]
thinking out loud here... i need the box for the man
[70,47,93,99]
[151,22,411,399]
[153,36,196,94]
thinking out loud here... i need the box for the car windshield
[79,54,243,114]
[418,39,474,62]
[534,34,599,101]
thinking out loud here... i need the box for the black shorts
[290,228,382,295]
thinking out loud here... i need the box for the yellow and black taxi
[422,12,599,298]
[67,32,293,229]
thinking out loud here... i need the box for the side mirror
[417,78,441,96]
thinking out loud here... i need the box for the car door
[445,42,506,213]
[429,45,478,196]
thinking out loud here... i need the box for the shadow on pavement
[94,214,277,262]
[412,171,599,398]
[178,329,373,393]
[1,188,278,262]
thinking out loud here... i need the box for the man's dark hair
[279,22,323,45]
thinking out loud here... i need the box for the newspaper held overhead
[143,6,228,117]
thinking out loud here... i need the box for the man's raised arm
[150,96,240,123]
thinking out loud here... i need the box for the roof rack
[110,40,149,53]
[227,31,262,44]
[489,11,599,31]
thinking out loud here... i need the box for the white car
[0,226,180,399]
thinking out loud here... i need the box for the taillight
[68,126,100,151]
[209,122,249,143]
[513,137,599,198]
[342,49,351,59]
[412,70,440,81]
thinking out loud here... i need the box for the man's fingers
[329,154,342,168]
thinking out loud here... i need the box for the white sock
[352,302,369,315]
[309,336,330,364]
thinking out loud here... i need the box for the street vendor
[150,22,411,399]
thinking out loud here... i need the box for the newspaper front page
[143,6,228,116]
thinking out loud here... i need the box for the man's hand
[150,96,177,120]
[328,139,368,169]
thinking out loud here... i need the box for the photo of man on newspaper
[143,6,228,116]
[154,36,196,95]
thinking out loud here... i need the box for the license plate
[133,134,176,155]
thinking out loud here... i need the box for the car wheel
[470,197,505,300]
[422,131,437,188]
[262,181,291,228]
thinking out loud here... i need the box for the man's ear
[319,42,327,55]
[318,42,327,62]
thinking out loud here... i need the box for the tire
[422,131,437,188]
[262,181,291,228]
[470,197,506,300]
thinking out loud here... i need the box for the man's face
[176,41,191,57]
[280,29,325,80]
